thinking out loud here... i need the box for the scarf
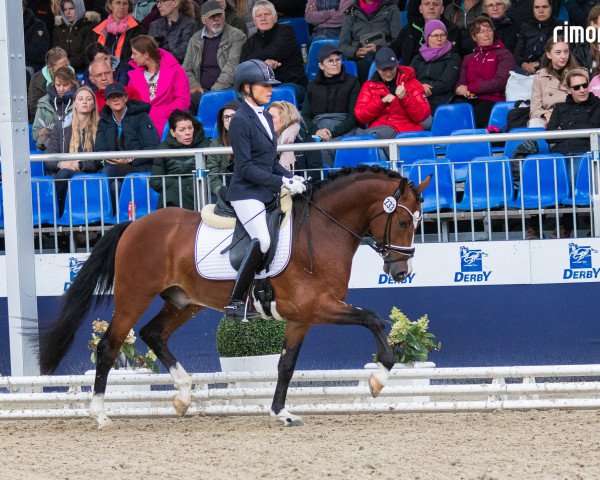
[105,14,130,35]
[277,122,301,171]
[419,19,452,62]
[359,0,383,16]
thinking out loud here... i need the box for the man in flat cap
[182,0,247,113]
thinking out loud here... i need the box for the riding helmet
[233,59,280,93]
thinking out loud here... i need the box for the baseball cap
[318,44,342,63]
[201,0,225,17]
[104,82,127,99]
[375,47,398,70]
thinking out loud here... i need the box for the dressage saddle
[215,187,285,273]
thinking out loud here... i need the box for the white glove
[281,176,306,195]
[291,175,306,184]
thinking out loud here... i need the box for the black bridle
[295,184,422,274]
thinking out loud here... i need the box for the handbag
[360,31,386,46]
[506,100,531,131]
[505,71,535,101]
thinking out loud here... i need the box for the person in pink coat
[128,35,191,136]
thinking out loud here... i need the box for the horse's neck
[313,179,385,233]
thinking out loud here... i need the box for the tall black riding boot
[224,238,264,320]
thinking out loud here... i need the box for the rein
[295,184,421,274]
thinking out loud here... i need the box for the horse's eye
[398,221,409,229]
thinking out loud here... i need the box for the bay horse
[38,165,430,429]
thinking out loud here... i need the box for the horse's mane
[292,164,420,216]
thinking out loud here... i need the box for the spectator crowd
[21,0,600,213]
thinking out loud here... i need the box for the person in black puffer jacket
[53,0,100,72]
[546,68,600,155]
[95,83,159,175]
[513,0,557,74]
[410,19,461,111]
[150,109,210,210]
[301,45,360,165]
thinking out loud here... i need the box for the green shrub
[216,317,286,357]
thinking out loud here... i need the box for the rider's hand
[282,176,306,195]
[291,175,306,184]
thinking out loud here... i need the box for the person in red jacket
[354,47,432,137]
[455,16,516,127]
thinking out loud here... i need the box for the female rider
[224,59,306,320]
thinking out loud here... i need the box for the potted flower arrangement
[88,319,159,372]
[216,316,286,405]
[87,319,159,408]
[365,307,441,403]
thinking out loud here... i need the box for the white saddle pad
[195,214,293,280]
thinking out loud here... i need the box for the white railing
[1,364,600,419]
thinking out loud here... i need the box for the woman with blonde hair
[45,86,102,215]
[148,0,198,63]
[267,100,322,174]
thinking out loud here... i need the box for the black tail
[38,222,133,374]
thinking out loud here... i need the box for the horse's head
[368,175,431,282]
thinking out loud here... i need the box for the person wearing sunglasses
[546,68,600,155]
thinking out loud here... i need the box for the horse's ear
[418,175,432,192]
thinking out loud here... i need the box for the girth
[217,187,285,272]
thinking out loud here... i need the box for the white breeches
[230,199,271,253]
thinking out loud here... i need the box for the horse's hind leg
[90,299,152,429]
[139,297,203,416]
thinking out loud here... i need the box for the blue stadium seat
[197,90,237,138]
[306,39,339,81]
[562,153,591,206]
[31,176,58,225]
[431,103,476,139]
[396,131,435,167]
[445,129,492,182]
[487,101,515,131]
[508,154,569,209]
[109,172,159,223]
[334,134,383,168]
[57,173,114,225]
[266,85,297,107]
[456,156,514,211]
[30,160,45,176]
[407,158,455,212]
[0,184,3,228]
[161,122,170,141]
[342,60,358,77]
[504,127,550,159]
[278,17,310,47]
[368,61,377,80]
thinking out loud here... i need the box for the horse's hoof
[96,415,113,430]
[283,417,304,427]
[271,409,304,427]
[173,395,190,416]
[369,373,384,398]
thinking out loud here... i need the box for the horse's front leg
[270,322,309,427]
[316,301,395,398]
